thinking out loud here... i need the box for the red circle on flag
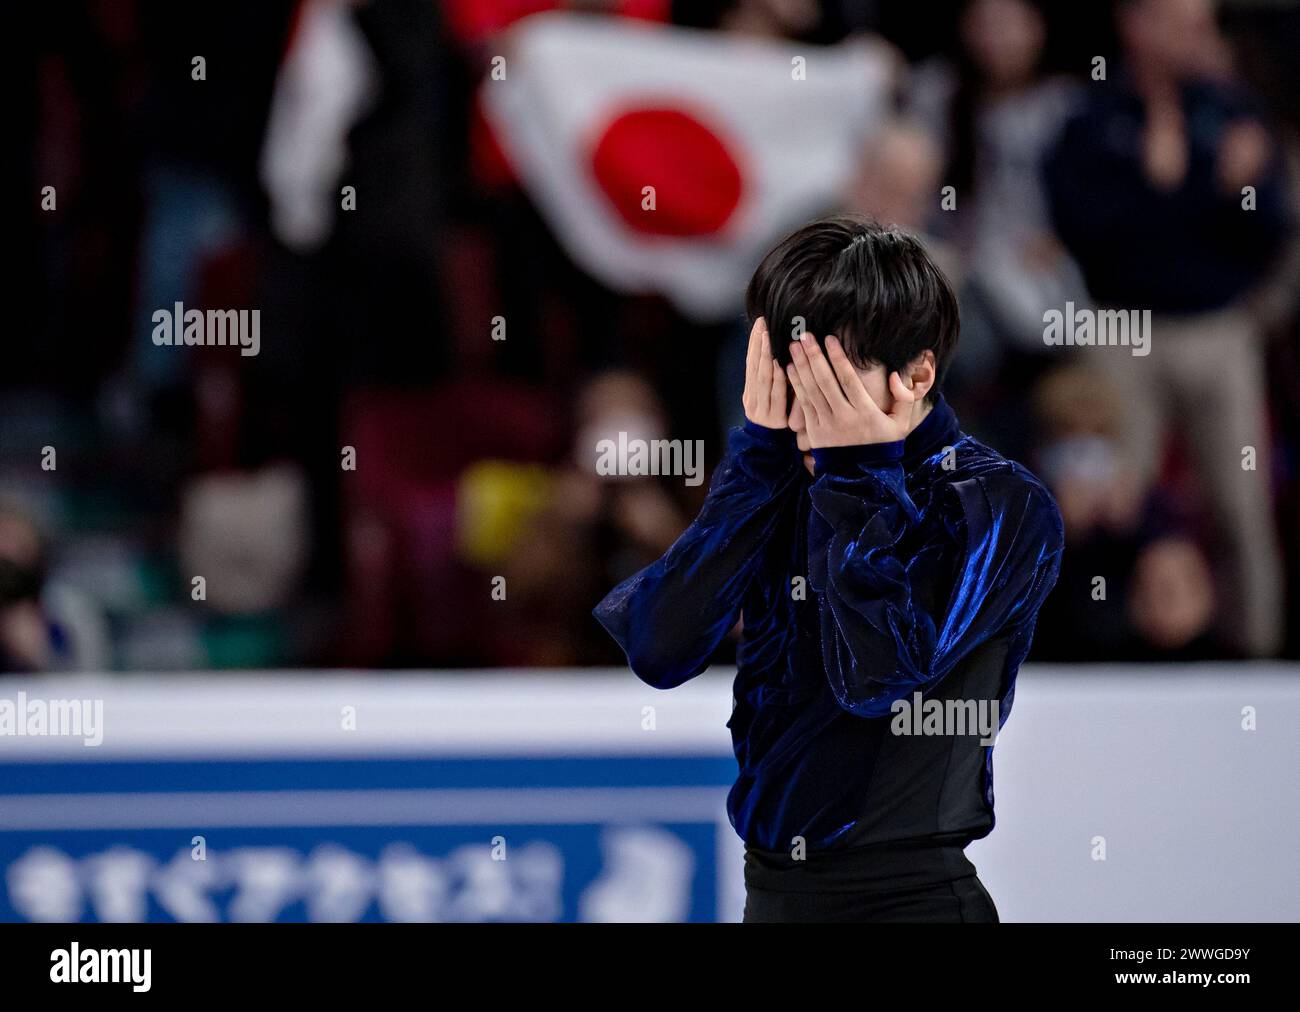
[589,106,744,237]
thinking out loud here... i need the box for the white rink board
[1,664,1297,922]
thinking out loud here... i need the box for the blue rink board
[0,754,740,923]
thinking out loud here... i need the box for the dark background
[9,0,1300,672]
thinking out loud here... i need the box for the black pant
[742,840,999,923]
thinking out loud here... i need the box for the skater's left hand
[786,334,915,448]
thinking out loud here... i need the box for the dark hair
[745,215,959,406]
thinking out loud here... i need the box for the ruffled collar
[903,395,961,470]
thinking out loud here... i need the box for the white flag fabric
[260,0,378,252]
[481,13,893,321]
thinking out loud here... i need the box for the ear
[902,351,937,403]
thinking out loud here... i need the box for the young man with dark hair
[594,215,1064,922]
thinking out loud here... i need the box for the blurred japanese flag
[481,13,893,322]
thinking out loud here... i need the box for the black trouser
[742,840,999,923]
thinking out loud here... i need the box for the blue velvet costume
[594,397,1063,854]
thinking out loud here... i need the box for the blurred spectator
[1043,0,1293,657]
[1127,537,1220,660]
[339,377,565,666]
[178,465,311,614]
[0,507,54,672]
[905,0,1087,460]
[0,503,112,673]
[1029,366,1228,661]
[718,0,821,37]
[843,120,951,260]
[501,372,691,665]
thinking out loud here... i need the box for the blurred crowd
[10,0,1300,672]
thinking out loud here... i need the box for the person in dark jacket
[594,216,1064,922]
[1042,0,1292,657]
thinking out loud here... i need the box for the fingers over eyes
[769,354,786,407]
[785,355,817,423]
[799,337,850,413]
[745,318,763,389]
[788,341,829,420]
[825,337,871,411]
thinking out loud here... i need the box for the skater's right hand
[742,318,788,429]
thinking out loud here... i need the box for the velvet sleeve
[593,421,802,689]
[807,448,1063,718]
